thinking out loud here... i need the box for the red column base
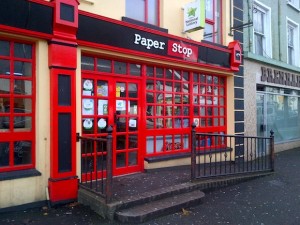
[48,176,78,205]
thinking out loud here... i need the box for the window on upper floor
[287,19,299,66]
[125,0,159,26]
[252,1,272,57]
[287,0,300,9]
[203,0,222,44]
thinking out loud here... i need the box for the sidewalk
[1,148,300,225]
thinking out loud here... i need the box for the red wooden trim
[49,68,77,179]
[0,38,36,172]
[145,0,149,24]
[157,0,161,27]
[144,0,159,26]
[0,25,53,41]
[219,0,223,44]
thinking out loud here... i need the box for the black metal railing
[76,126,113,203]
[191,124,275,181]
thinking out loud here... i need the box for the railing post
[191,123,197,181]
[270,130,275,171]
[106,125,113,203]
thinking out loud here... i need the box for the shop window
[252,1,272,57]
[204,0,222,44]
[81,55,142,78]
[125,0,159,26]
[257,88,300,143]
[146,66,191,155]
[192,73,226,136]
[0,40,35,171]
[287,19,299,66]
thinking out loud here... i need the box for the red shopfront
[79,56,233,177]
[0,0,241,206]
[76,12,241,178]
[77,11,242,178]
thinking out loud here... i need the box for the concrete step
[114,189,205,223]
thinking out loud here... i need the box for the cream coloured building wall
[78,0,234,46]
[0,38,50,209]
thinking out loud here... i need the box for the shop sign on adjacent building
[183,0,205,32]
[260,66,300,88]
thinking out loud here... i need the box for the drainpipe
[278,0,281,61]
[247,0,252,52]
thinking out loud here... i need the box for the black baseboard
[0,200,47,214]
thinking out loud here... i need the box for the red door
[81,74,143,177]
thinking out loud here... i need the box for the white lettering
[134,34,141,44]
[172,43,193,58]
[134,33,166,50]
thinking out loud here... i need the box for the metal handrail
[191,123,275,181]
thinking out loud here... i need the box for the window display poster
[82,99,94,115]
[83,80,93,96]
[129,119,136,127]
[116,100,126,111]
[98,100,108,115]
[97,85,108,96]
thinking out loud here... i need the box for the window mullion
[145,0,148,23]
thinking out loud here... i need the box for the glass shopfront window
[0,40,35,171]
[146,66,226,156]
[257,86,300,143]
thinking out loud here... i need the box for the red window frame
[145,66,227,156]
[0,39,36,172]
[126,0,160,26]
[80,55,144,177]
[145,66,191,156]
[204,0,222,44]
[192,73,226,141]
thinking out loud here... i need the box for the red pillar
[48,0,79,205]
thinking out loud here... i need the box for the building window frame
[287,18,299,67]
[0,39,35,172]
[204,0,222,44]
[252,1,272,57]
[287,0,300,10]
[125,0,160,26]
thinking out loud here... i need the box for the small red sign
[167,40,198,62]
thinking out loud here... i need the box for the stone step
[114,189,205,223]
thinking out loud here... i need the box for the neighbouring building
[0,0,243,209]
[243,0,300,151]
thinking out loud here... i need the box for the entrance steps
[78,171,274,223]
[115,189,205,223]
[79,181,205,222]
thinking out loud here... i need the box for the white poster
[82,99,94,115]
[129,119,137,128]
[116,100,126,111]
[98,100,108,115]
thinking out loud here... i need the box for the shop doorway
[256,93,272,155]
[81,75,143,176]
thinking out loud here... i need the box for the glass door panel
[81,75,142,178]
[114,80,140,175]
